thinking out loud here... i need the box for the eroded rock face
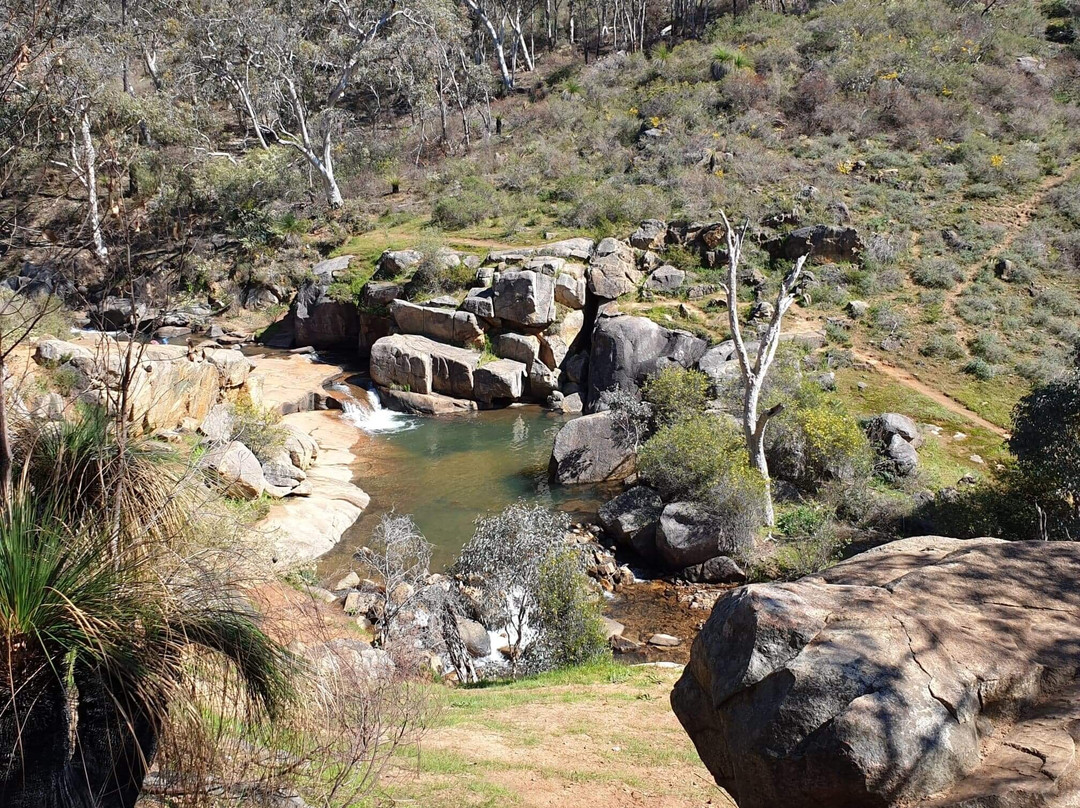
[473,358,527,404]
[630,219,669,251]
[655,501,749,569]
[369,334,479,399]
[293,255,360,348]
[644,265,686,294]
[587,239,644,299]
[764,225,864,263]
[549,411,636,484]
[492,269,557,327]
[588,315,707,410]
[201,440,264,499]
[389,299,485,348]
[492,333,540,369]
[672,537,1080,808]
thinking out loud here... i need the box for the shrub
[404,252,475,299]
[598,386,653,449]
[532,548,608,670]
[969,332,1011,364]
[455,504,604,676]
[431,178,500,229]
[920,334,966,359]
[769,392,874,489]
[963,357,997,380]
[638,414,747,501]
[642,367,710,426]
[230,402,288,463]
[911,257,964,289]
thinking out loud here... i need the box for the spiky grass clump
[0,488,295,807]
[13,404,197,545]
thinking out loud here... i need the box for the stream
[304,367,703,663]
[316,374,614,573]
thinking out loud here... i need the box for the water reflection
[318,402,612,574]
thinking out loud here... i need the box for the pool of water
[317,382,614,575]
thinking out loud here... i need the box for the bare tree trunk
[319,131,344,208]
[720,211,807,527]
[278,78,343,208]
[78,111,108,261]
[234,80,268,149]
[462,0,514,88]
[142,47,163,91]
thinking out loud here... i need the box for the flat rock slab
[672,536,1080,808]
[259,411,370,565]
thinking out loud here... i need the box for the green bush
[920,334,966,359]
[969,332,1011,364]
[776,504,830,538]
[911,257,964,289]
[230,402,288,463]
[533,548,608,670]
[769,390,874,489]
[642,367,710,426]
[456,503,607,676]
[638,415,760,502]
[431,178,500,229]
[404,254,475,300]
[963,357,997,380]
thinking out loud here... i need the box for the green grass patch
[833,368,1007,474]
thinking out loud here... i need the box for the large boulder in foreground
[588,315,707,410]
[672,537,1080,808]
[549,411,636,484]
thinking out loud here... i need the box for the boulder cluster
[28,335,327,506]
[196,403,320,500]
[31,336,258,433]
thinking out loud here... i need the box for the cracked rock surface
[671,536,1080,808]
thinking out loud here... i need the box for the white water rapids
[337,384,417,434]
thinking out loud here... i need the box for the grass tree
[720,211,808,527]
[0,488,294,808]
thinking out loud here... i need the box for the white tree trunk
[720,211,806,527]
[79,112,108,261]
[318,130,344,208]
[236,81,268,149]
[462,0,514,88]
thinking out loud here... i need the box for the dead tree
[720,211,807,527]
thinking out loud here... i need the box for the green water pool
[317,401,612,574]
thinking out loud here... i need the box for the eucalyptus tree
[719,212,807,527]
[188,1,278,149]
[217,0,464,208]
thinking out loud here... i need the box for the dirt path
[446,235,539,250]
[852,351,1010,438]
[946,161,1080,327]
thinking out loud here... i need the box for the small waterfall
[338,384,416,434]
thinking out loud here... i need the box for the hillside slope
[354,0,1080,428]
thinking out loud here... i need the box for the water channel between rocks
[315,372,615,575]
[300,364,704,663]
